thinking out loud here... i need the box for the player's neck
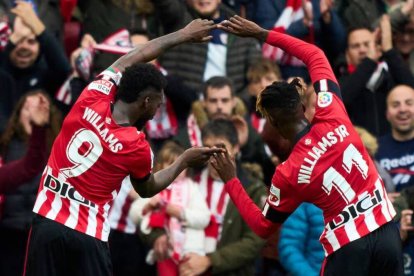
[292,119,311,145]
[112,102,131,125]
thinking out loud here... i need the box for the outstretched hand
[217,15,268,41]
[182,146,224,168]
[180,19,216,43]
[210,146,237,183]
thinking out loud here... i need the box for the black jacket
[336,49,414,137]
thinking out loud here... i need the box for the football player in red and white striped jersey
[23,19,223,276]
[212,16,403,275]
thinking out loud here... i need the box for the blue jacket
[278,203,325,276]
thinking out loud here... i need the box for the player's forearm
[113,30,190,72]
[265,31,337,84]
[137,155,187,197]
[225,178,278,238]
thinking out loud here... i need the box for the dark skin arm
[132,147,223,198]
[112,19,215,73]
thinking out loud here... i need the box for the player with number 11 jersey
[212,15,402,276]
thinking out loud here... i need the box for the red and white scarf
[187,114,202,147]
[0,22,11,51]
[250,112,266,134]
[196,169,229,253]
[262,0,314,66]
[145,63,179,139]
[146,178,192,262]
[94,29,134,55]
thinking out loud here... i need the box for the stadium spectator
[335,15,414,137]
[392,187,414,275]
[393,14,414,75]
[278,203,324,276]
[174,76,275,183]
[0,0,67,43]
[145,119,266,276]
[76,0,160,74]
[152,0,261,96]
[108,177,156,276]
[376,85,414,191]
[256,0,346,81]
[0,91,60,276]
[0,91,50,192]
[0,1,71,116]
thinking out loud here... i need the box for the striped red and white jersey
[108,176,137,234]
[263,79,396,256]
[33,67,153,241]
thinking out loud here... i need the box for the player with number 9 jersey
[33,67,153,241]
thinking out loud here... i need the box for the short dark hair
[346,26,373,48]
[201,118,239,146]
[203,76,234,99]
[116,63,167,103]
[257,78,302,119]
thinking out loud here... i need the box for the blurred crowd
[1,0,414,275]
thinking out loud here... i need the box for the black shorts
[321,221,403,276]
[23,215,112,276]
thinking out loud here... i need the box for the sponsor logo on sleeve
[317,92,333,107]
[268,185,281,206]
[88,79,114,95]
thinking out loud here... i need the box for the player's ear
[144,96,151,107]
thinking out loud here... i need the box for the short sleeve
[83,67,123,101]
[129,140,153,181]
[312,79,349,124]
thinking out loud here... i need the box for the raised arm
[218,15,337,85]
[112,19,215,73]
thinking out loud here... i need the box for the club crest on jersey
[268,185,280,206]
[88,79,113,95]
[317,92,333,107]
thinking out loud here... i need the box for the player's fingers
[201,36,213,42]
[210,158,220,171]
[230,15,243,25]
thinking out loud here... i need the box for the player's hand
[218,15,268,41]
[11,1,45,35]
[179,19,216,43]
[210,146,237,183]
[182,146,224,168]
